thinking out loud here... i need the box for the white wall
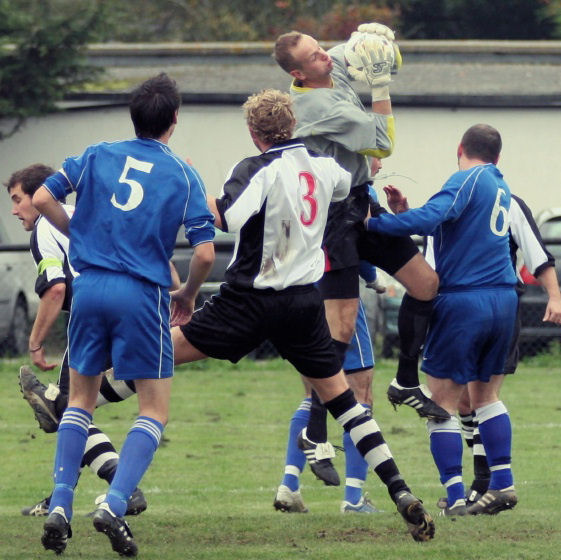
[2,104,560,243]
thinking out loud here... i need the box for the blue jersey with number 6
[44,138,215,288]
[366,164,517,290]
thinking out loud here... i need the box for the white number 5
[111,156,154,211]
[489,188,509,236]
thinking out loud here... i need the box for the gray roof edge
[86,40,561,57]
[62,91,561,109]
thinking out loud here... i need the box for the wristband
[29,344,42,352]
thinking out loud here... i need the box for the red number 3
[299,171,317,226]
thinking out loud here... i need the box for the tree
[398,0,559,39]
[0,0,106,140]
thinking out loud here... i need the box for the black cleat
[91,487,147,517]
[394,491,435,542]
[297,429,340,486]
[467,488,518,515]
[19,366,60,433]
[93,503,138,557]
[387,378,450,421]
[22,495,50,517]
[42,507,72,555]
[125,488,147,516]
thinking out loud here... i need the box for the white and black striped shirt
[215,139,351,290]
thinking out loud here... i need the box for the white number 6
[489,188,509,236]
[111,156,154,211]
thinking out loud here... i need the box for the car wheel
[6,297,30,356]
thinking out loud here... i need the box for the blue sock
[106,416,163,517]
[281,398,310,492]
[50,407,92,519]
[428,417,465,507]
[344,404,370,504]
[475,401,513,490]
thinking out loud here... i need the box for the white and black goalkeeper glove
[345,32,395,101]
[355,22,403,76]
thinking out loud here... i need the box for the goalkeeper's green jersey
[290,43,395,189]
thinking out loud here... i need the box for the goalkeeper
[273,26,444,462]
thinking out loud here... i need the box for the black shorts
[319,185,419,300]
[503,296,522,374]
[180,283,341,378]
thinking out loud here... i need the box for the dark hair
[4,163,55,196]
[460,124,502,163]
[273,31,303,73]
[129,73,181,139]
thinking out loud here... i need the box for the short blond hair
[243,89,295,146]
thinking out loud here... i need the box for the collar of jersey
[290,77,334,93]
[265,138,306,153]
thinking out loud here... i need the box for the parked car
[0,222,38,356]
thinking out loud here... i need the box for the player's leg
[388,253,447,419]
[465,288,517,515]
[467,375,517,515]
[357,228,445,420]
[42,368,102,554]
[457,387,490,504]
[97,368,137,406]
[20,358,145,517]
[308,371,434,541]
[425,375,467,516]
[340,301,379,513]
[299,269,360,485]
[85,271,172,556]
[465,304,520,506]
[93,377,170,558]
[273,377,311,513]
[279,293,434,542]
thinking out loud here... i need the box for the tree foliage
[91,0,560,41]
[0,0,106,139]
[398,0,559,39]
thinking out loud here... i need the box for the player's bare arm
[170,241,215,326]
[32,186,70,236]
[537,266,561,323]
[28,282,66,370]
[206,196,223,230]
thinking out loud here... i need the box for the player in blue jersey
[366,123,519,517]
[32,73,216,557]
[6,163,148,518]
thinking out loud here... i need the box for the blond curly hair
[243,89,295,146]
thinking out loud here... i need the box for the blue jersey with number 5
[44,138,215,287]
[366,164,517,290]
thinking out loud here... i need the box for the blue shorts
[343,299,374,373]
[421,287,517,385]
[68,269,173,380]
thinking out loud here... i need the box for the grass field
[0,354,559,559]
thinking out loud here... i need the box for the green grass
[0,356,559,559]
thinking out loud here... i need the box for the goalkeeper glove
[345,33,394,101]
[356,22,402,75]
